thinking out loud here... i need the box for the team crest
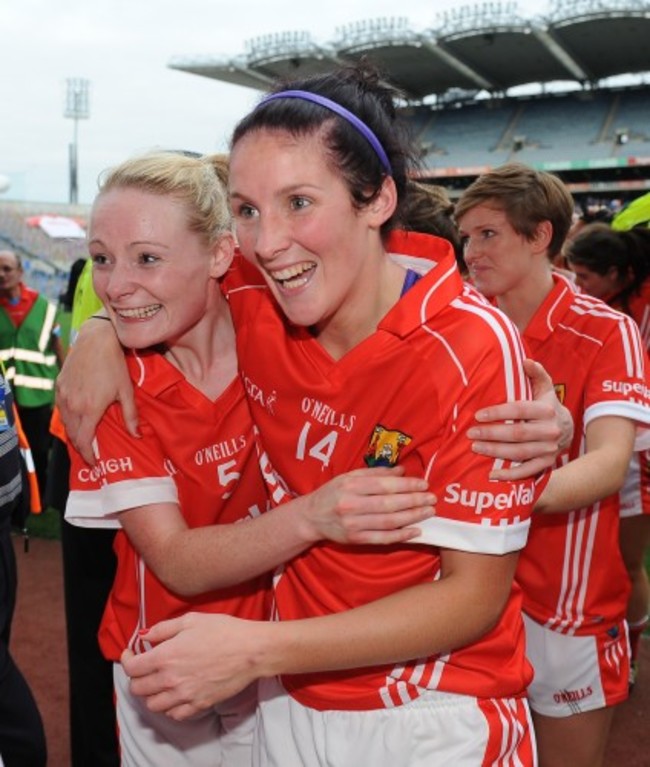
[364,425,412,467]
[554,383,566,404]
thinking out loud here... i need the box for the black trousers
[0,517,47,767]
[48,438,120,767]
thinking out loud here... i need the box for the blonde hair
[97,151,231,246]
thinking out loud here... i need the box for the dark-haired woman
[567,223,650,692]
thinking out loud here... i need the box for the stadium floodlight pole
[64,78,90,205]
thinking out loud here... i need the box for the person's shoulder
[411,287,525,383]
[223,254,277,330]
[571,290,634,329]
[222,253,268,295]
[446,283,520,339]
[31,290,57,312]
[124,349,174,393]
[24,284,42,301]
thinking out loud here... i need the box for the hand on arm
[122,547,518,719]
[468,359,573,480]
[56,316,136,462]
[121,466,436,596]
[535,415,635,514]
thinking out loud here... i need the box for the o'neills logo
[301,397,356,433]
[602,380,650,399]
[77,456,133,482]
[553,687,593,705]
[195,436,246,466]
[443,483,534,515]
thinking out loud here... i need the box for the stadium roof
[168,0,650,100]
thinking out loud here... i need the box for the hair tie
[258,90,393,176]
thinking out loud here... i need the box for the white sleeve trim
[65,477,179,529]
[406,515,531,554]
[584,400,650,450]
[100,477,178,514]
[65,490,122,529]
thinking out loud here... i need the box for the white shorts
[523,614,629,718]
[114,663,257,767]
[253,676,537,767]
[619,451,650,518]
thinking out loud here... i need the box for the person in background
[400,179,466,274]
[0,367,47,766]
[58,258,87,316]
[566,222,650,691]
[0,249,64,499]
[45,257,120,767]
[611,192,650,232]
[455,163,650,767]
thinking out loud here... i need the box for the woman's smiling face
[229,128,390,339]
[89,187,222,349]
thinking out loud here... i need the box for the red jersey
[516,275,650,636]
[0,283,39,327]
[610,281,650,516]
[66,350,269,661]
[226,231,547,711]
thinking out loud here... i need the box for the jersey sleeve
[583,313,650,449]
[411,305,546,554]
[65,403,178,529]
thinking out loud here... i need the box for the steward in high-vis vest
[0,293,60,407]
[0,249,64,497]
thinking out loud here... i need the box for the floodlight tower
[64,78,90,204]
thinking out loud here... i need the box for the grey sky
[1,0,548,205]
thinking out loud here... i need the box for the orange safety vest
[13,404,42,515]
[49,404,67,443]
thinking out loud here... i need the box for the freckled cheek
[91,274,109,303]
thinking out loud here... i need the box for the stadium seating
[413,86,650,174]
[415,101,514,169]
[0,202,88,301]
[610,89,650,146]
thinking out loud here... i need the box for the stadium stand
[0,202,89,302]
[612,88,650,144]
[412,101,515,168]
[168,0,650,205]
[5,1,649,297]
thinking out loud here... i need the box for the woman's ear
[533,220,553,253]
[209,232,235,279]
[367,176,398,229]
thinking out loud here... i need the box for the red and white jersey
[226,230,547,711]
[516,275,650,636]
[66,350,269,661]
[607,282,650,516]
[573,279,650,517]
[611,283,650,515]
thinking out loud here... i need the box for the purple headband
[258,89,393,176]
